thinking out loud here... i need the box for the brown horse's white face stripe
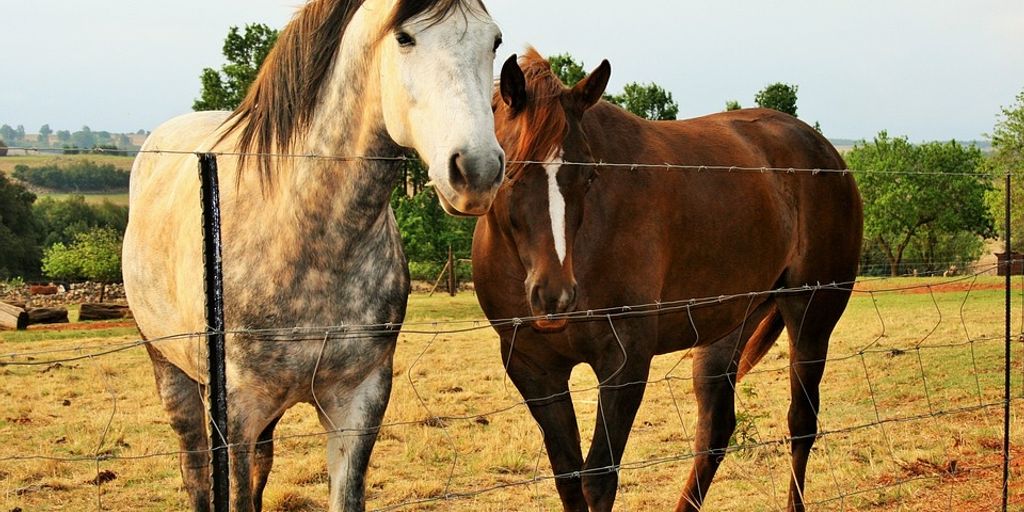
[544,148,568,265]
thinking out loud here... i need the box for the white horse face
[378,3,504,216]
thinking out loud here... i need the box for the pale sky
[2,1,1022,141]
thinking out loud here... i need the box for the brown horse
[472,51,862,511]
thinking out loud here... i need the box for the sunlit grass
[1,282,1022,511]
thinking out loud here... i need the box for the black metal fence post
[199,153,230,511]
[1003,170,1011,512]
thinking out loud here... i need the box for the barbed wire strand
[2,144,1002,177]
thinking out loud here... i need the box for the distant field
[41,192,130,206]
[0,153,135,175]
[0,154,133,204]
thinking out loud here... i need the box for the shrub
[13,160,130,191]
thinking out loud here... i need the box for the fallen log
[79,303,133,321]
[0,301,29,330]
[27,307,69,325]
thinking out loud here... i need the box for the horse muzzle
[528,281,578,333]
[438,148,504,216]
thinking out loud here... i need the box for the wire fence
[0,147,1020,511]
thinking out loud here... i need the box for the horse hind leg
[251,416,282,512]
[146,344,212,512]
[675,328,744,512]
[776,288,850,512]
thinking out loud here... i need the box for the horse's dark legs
[146,344,212,512]
[251,416,281,512]
[504,343,587,512]
[675,339,741,512]
[777,290,848,512]
[580,356,651,512]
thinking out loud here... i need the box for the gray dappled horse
[123,1,505,510]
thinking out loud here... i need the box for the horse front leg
[504,343,587,512]
[675,338,741,512]
[314,359,394,512]
[580,353,652,512]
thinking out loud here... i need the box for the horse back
[573,107,861,350]
[123,111,234,381]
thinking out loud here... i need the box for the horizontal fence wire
[0,264,1009,366]
[3,264,1020,510]
[1,147,1018,511]
[2,145,1004,177]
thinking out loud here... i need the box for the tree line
[0,183,126,283]
[13,161,131,192]
[186,23,1024,279]
[0,124,145,150]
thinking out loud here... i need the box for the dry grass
[1,277,1023,511]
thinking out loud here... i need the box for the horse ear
[571,59,611,112]
[500,54,527,111]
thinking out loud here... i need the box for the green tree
[725,100,742,111]
[755,82,799,117]
[42,227,123,301]
[71,126,96,149]
[547,52,679,121]
[985,88,1024,251]
[38,124,52,146]
[608,82,679,120]
[547,53,587,87]
[391,188,476,280]
[194,23,280,111]
[56,130,71,144]
[33,195,128,248]
[0,173,41,279]
[849,132,992,276]
[0,125,15,142]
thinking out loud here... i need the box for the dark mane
[224,0,476,186]
[493,48,569,179]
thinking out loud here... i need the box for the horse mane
[224,0,475,187]
[494,48,569,179]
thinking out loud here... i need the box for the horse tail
[737,305,785,381]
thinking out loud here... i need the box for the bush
[33,195,128,248]
[13,160,130,191]
[0,139,7,157]
[392,187,476,274]
[0,174,42,279]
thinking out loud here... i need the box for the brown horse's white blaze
[475,49,862,512]
[529,147,578,330]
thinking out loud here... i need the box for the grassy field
[0,154,135,176]
[1,277,1022,511]
[0,154,133,205]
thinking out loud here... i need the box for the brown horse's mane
[494,48,569,179]
[224,0,478,186]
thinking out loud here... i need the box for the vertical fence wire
[1003,170,1012,512]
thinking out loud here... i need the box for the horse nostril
[448,152,468,189]
[529,284,543,313]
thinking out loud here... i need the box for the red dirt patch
[26,320,135,332]
[853,281,1005,295]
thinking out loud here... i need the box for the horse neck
[231,16,403,271]
[280,25,400,243]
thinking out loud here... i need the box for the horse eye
[493,35,503,52]
[396,31,415,47]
